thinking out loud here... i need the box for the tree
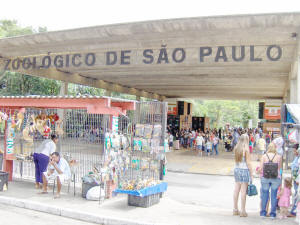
[0,20,63,96]
[68,83,105,96]
[191,99,259,128]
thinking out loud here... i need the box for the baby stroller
[225,137,232,152]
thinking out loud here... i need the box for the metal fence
[10,108,109,182]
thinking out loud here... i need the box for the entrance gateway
[0,12,300,102]
[0,12,299,207]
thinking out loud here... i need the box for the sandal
[54,194,61,199]
[233,209,240,216]
[240,212,248,217]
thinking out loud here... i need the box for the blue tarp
[287,110,296,123]
[114,182,168,197]
[286,104,300,124]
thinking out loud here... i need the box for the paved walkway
[0,174,296,225]
[166,146,261,176]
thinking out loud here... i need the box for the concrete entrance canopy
[0,12,300,100]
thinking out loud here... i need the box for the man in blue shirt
[289,144,299,217]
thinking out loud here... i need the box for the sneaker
[287,213,296,217]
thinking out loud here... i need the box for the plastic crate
[128,193,160,208]
[0,171,9,191]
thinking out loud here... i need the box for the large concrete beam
[288,36,300,103]
[290,79,297,103]
[0,58,165,101]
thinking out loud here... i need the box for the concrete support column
[297,55,300,104]
[290,79,297,103]
[59,82,68,95]
[286,90,291,104]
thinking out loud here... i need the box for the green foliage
[191,99,259,129]
[0,20,34,37]
[68,83,105,96]
[0,20,62,96]
[0,71,61,95]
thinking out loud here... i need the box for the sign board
[2,45,284,71]
[264,106,281,120]
[168,103,177,115]
[263,122,281,133]
[248,119,253,129]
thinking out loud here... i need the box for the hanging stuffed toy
[35,116,45,135]
[10,114,17,129]
[23,126,33,143]
[0,112,8,123]
[16,112,24,131]
[43,122,51,139]
[55,119,64,136]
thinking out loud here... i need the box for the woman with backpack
[259,143,282,219]
[233,134,253,217]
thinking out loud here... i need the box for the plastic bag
[82,175,96,184]
[152,125,162,138]
[86,186,105,201]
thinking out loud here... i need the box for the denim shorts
[197,145,202,150]
[234,168,250,183]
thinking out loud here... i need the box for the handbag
[245,155,257,197]
[247,181,258,196]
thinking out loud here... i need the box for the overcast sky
[1,0,300,31]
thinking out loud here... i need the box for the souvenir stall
[0,96,135,184]
[114,101,168,208]
[0,97,168,204]
[281,104,300,169]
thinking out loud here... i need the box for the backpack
[263,154,278,179]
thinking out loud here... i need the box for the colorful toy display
[120,178,161,191]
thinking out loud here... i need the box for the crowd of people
[167,128,221,156]
[225,128,279,157]
[167,126,279,158]
[233,132,299,221]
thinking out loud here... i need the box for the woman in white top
[233,134,253,217]
[33,134,58,189]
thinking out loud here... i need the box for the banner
[6,119,15,160]
[264,106,281,120]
